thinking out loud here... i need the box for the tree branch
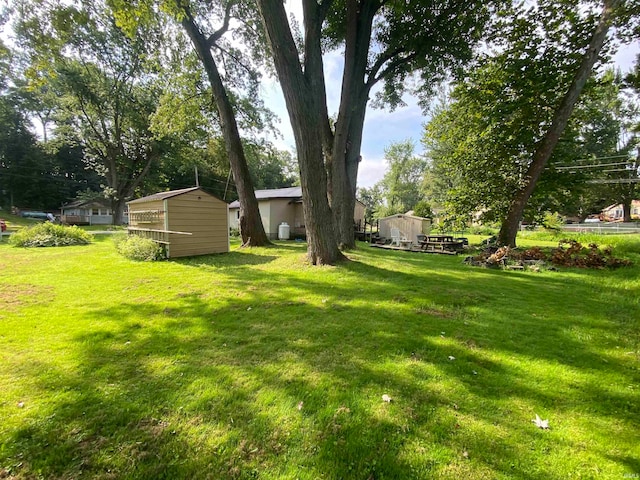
[207,0,236,48]
[369,51,419,88]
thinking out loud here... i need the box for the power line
[555,162,630,170]
[570,154,632,163]
[587,178,640,184]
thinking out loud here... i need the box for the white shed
[379,214,431,245]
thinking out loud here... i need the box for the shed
[379,213,432,245]
[127,187,229,258]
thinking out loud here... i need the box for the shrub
[9,223,92,247]
[412,200,434,219]
[467,225,498,236]
[114,234,165,261]
[542,211,565,231]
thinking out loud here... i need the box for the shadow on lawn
[3,251,639,479]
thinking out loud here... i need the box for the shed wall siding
[380,215,431,244]
[166,191,228,257]
[228,208,239,230]
[354,202,365,226]
[228,201,278,237]
[268,199,295,238]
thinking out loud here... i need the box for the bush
[9,223,92,247]
[467,225,498,236]
[412,200,434,219]
[114,234,165,261]
[542,211,565,231]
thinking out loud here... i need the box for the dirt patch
[0,284,54,312]
[415,306,454,318]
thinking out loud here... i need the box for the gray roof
[228,187,301,208]
[61,198,110,209]
[127,187,202,204]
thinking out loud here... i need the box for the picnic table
[418,235,466,253]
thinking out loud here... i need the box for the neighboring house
[379,213,432,245]
[128,187,229,258]
[60,199,125,225]
[601,200,640,221]
[228,187,366,239]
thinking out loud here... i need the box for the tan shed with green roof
[127,187,229,258]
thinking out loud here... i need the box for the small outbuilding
[379,213,432,245]
[127,187,229,258]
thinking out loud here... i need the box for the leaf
[532,414,549,429]
[297,401,303,411]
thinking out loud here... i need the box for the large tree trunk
[181,12,270,247]
[622,199,632,222]
[257,0,344,264]
[112,198,127,226]
[332,96,368,249]
[498,0,619,247]
[329,0,377,250]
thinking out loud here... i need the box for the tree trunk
[257,0,344,264]
[622,199,632,222]
[329,1,377,250]
[112,198,126,225]
[498,0,619,247]
[181,12,270,247]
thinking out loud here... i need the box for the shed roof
[128,187,204,205]
[228,186,366,209]
[379,213,430,221]
[602,199,640,212]
[228,187,301,208]
[61,198,110,209]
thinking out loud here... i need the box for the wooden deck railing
[127,227,192,245]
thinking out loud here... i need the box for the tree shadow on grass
[2,250,639,479]
[173,251,279,269]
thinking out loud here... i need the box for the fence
[561,222,640,234]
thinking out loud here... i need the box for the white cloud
[612,40,639,72]
[357,156,387,189]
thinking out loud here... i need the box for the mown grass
[0,235,639,479]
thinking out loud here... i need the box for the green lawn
[0,235,639,479]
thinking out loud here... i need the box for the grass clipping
[9,223,92,247]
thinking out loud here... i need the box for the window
[92,208,99,215]
[237,211,240,219]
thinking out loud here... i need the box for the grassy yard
[0,235,639,479]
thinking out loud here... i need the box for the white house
[228,187,366,239]
[60,199,127,225]
[601,200,640,221]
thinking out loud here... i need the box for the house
[60,199,124,225]
[601,200,640,221]
[379,213,432,245]
[228,187,366,240]
[127,187,229,258]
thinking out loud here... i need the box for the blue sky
[262,31,640,189]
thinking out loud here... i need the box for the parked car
[0,219,6,232]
